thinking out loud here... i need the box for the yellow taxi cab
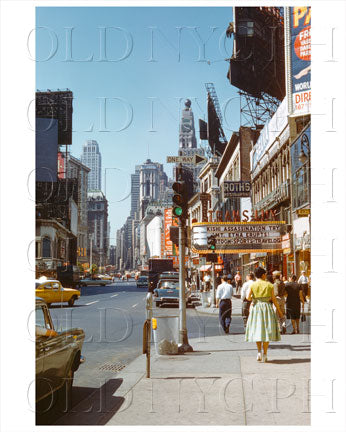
[35,277,81,307]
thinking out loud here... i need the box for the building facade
[66,154,90,264]
[87,191,108,269]
[81,140,102,191]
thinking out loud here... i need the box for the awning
[199,265,212,272]
[243,260,259,266]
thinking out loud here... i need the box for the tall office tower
[130,166,141,219]
[81,140,102,191]
[139,159,167,218]
[178,99,205,187]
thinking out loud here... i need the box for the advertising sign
[164,209,173,255]
[223,181,251,198]
[191,221,285,254]
[289,7,311,115]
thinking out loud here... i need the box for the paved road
[36,280,311,425]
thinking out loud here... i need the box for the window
[42,237,51,258]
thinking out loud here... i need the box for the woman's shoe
[262,354,268,363]
[256,352,262,362]
[290,330,296,334]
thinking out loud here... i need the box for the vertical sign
[164,209,173,255]
[289,7,311,116]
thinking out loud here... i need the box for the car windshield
[158,281,179,289]
[139,277,148,281]
[35,282,41,288]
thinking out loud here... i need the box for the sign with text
[288,6,311,116]
[167,154,206,165]
[223,181,251,198]
[191,222,285,254]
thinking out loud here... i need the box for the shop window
[42,237,51,258]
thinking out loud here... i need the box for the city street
[37,279,311,425]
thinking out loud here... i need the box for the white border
[0,1,345,431]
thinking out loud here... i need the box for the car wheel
[59,368,74,412]
[46,303,51,308]
[68,296,76,307]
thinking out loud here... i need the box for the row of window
[253,149,290,205]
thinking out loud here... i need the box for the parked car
[35,277,81,307]
[35,297,85,409]
[136,275,148,288]
[153,273,191,308]
[79,276,112,287]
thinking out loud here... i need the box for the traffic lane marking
[111,294,118,298]
[84,301,99,306]
[132,303,138,308]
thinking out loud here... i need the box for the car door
[50,282,63,303]
[36,304,55,401]
[42,282,54,304]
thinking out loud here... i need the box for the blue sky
[36,6,240,241]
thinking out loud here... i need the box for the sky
[36,6,241,242]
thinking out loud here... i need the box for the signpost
[223,181,251,198]
[167,154,206,165]
[191,221,285,254]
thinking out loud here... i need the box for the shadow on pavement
[267,358,311,364]
[270,344,311,351]
[80,284,147,297]
[36,378,125,426]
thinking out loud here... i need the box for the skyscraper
[179,99,197,149]
[178,100,205,187]
[81,140,102,191]
[130,165,141,219]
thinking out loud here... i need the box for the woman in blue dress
[245,267,284,362]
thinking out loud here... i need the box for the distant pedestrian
[216,276,233,334]
[298,270,309,300]
[203,272,211,292]
[241,272,255,329]
[245,267,283,362]
[285,275,305,334]
[216,273,222,286]
[272,271,287,334]
[234,271,242,295]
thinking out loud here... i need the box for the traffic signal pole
[178,217,193,353]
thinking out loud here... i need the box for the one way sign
[166,154,206,165]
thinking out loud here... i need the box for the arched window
[42,237,51,258]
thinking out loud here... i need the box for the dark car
[136,275,148,288]
[153,273,191,308]
[35,298,85,409]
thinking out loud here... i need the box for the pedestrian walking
[273,271,287,334]
[203,272,211,292]
[216,276,233,334]
[245,267,283,362]
[285,275,305,334]
[298,270,309,301]
[234,271,242,295]
[240,272,255,329]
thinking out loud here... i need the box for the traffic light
[172,181,187,219]
[207,235,217,251]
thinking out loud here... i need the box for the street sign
[167,154,206,165]
[297,208,310,217]
[191,221,285,254]
[223,181,251,198]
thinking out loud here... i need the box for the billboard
[191,221,285,254]
[287,7,311,115]
[36,117,58,182]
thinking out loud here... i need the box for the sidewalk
[195,294,311,316]
[56,332,311,426]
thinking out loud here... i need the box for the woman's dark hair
[290,274,297,281]
[248,272,255,280]
[254,267,266,278]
